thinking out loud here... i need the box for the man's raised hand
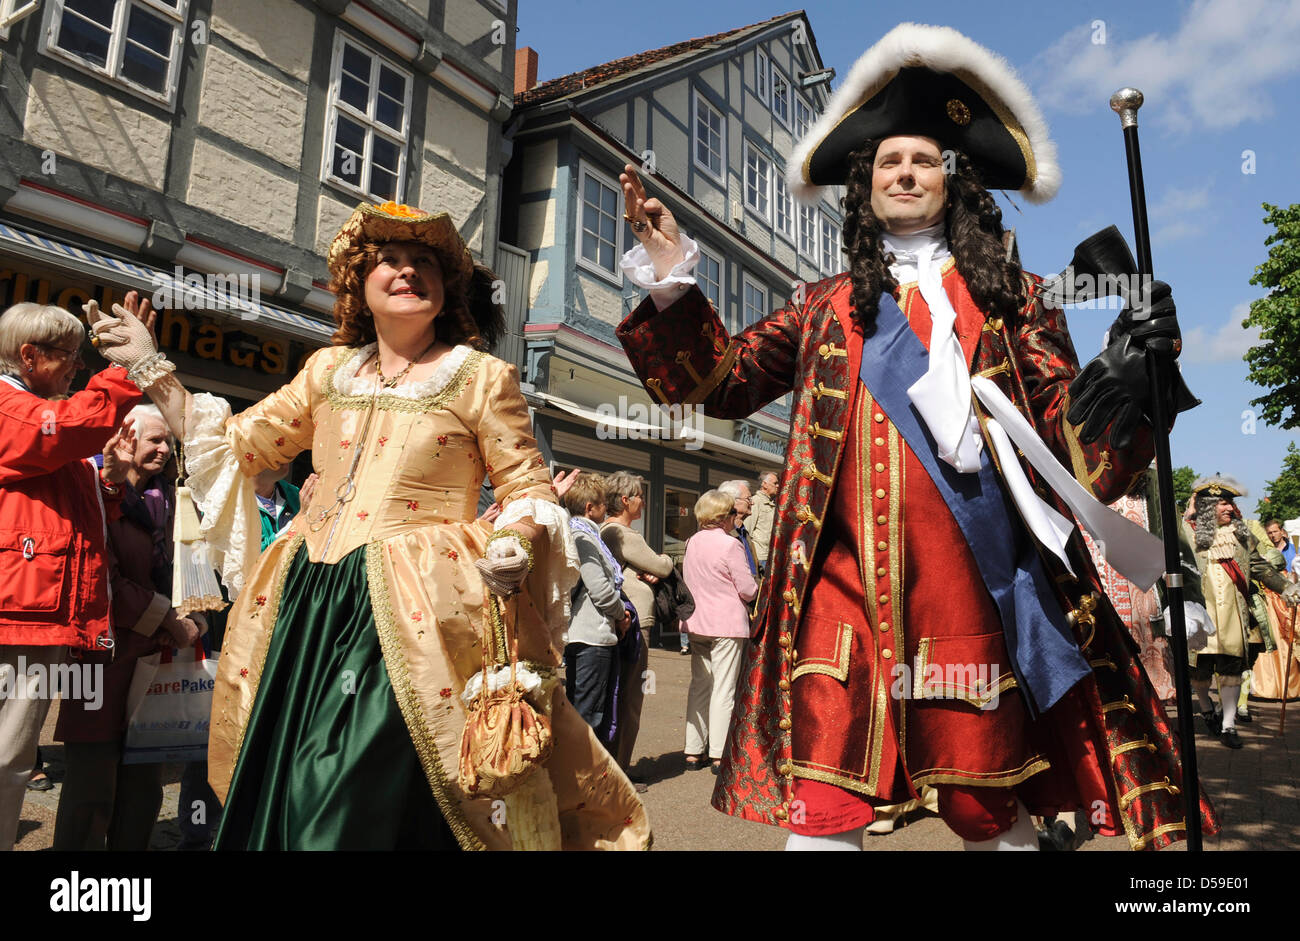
[620,164,685,280]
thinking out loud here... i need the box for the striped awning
[0,220,333,342]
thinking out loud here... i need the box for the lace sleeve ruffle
[495,497,580,642]
[183,392,262,600]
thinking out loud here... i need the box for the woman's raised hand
[620,165,685,281]
[85,290,159,371]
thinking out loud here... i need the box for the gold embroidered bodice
[225,344,554,565]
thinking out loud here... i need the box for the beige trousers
[0,644,66,850]
[684,636,746,760]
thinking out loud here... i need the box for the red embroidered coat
[617,263,1218,850]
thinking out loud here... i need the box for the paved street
[16,643,1300,851]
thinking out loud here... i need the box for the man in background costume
[616,23,1215,850]
[1186,476,1299,747]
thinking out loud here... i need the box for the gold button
[876,566,886,577]
[818,343,829,356]
[774,806,789,821]
[876,514,887,525]
[874,488,885,499]
[779,718,792,730]
[879,621,890,632]
[881,648,893,660]
[874,412,884,423]
[778,679,790,691]
[778,634,791,648]
[874,437,884,447]
[879,593,889,605]
[780,763,795,776]
[801,465,814,479]
[876,541,887,551]
[874,463,885,473]
[783,589,797,604]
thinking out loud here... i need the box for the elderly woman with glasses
[0,300,142,850]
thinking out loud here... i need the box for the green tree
[1257,442,1300,521]
[1172,465,1197,512]
[1243,203,1300,429]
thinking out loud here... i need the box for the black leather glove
[1067,334,1150,449]
[1104,279,1179,349]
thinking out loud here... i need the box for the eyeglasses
[34,342,84,363]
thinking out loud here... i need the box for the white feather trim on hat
[788,22,1061,206]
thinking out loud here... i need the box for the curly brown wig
[327,241,505,352]
[841,140,1026,334]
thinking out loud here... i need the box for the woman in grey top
[601,471,674,776]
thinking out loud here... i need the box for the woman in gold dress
[89,202,648,850]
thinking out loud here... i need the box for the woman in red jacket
[0,300,140,850]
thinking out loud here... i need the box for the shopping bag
[122,643,219,764]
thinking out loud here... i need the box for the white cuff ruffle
[183,393,262,600]
[495,498,580,648]
[621,236,700,312]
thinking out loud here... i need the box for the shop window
[662,486,699,566]
[40,0,188,105]
[324,33,411,202]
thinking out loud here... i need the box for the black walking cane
[1109,87,1203,850]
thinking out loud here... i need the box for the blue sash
[859,294,1091,716]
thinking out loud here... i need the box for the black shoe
[1237,711,1252,724]
[1200,710,1222,735]
[1220,728,1243,749]
[25,772,53,792]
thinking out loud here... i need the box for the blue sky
[518,0,1300,515]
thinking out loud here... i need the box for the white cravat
[895,232,983,474]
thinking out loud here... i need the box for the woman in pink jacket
[681,489,759,768]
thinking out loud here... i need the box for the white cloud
[1181,301,1261,363]
[1150,184,1212,243]
[1030,0,1300,132]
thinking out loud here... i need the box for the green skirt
[214,545,460,850]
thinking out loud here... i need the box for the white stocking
[784,827,865,851]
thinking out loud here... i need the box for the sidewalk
[17,645,1299,851]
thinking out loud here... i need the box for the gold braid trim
[1131,821,1186,851]
[1111,736,1156,758]
[684,340,739,405]
[229,533,304,780]
[325,348,486,413]
[909,756,1051,790]
[365,542,485,851]
[1119,777,1180,812]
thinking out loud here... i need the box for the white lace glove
[1283,582,1300,608]
[1168,602,1215,653]
[84,300,175,386]
[475,531,532,597]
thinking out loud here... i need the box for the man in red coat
[616,24,1215,850]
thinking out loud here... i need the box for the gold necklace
[375,339,438,389]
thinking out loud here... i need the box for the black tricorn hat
[789,23,1061,205]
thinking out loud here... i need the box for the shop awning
[527,389,783,466]
[0,221,333,342]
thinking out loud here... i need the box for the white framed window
[741,272,768,331]
[576,161,624,284]
[821,217,841,274]
[771,65,790,128]
[794,95,812,141]
[323,33,412,203]
[798,202,818,259]
[693,91,725,184]
[39,0,188,106]
[774,172,794,244]
[744,140,771,221]
[755,48,768,101]
[696,241,723,313]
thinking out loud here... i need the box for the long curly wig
[840,139,1026,334]
[1192,491,1249,551]
[327,241,505,352]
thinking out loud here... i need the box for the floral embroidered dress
[183,343,649,850]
